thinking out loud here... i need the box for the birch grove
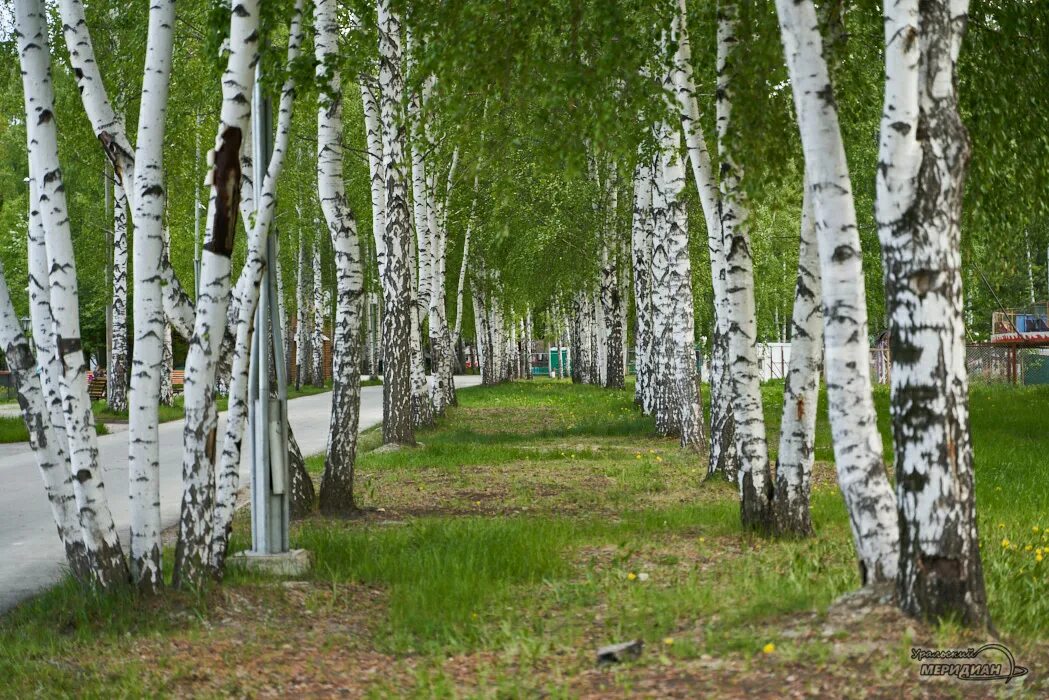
[4,0,1030,641]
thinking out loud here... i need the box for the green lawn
[0,415,107,444]
[1,379,1045,697]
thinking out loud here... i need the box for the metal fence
[869,343,1049,386]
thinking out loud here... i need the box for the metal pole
[248,70,290,555]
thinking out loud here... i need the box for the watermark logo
[912,643,1029,683]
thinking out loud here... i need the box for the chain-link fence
[869,343,1049,386]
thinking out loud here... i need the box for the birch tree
[174,0,259,588]
[377,0,416,445]
[672,0,737,480]
[771,186,821,536]
[0,265,90,581]
[316,0,365,514]
[17,0,129,587]
[211,0,306,571]
[877,0,989,624]
[716,2,772,529]
[776,0,899,579]
[312,236,325,386]
[630,157,655,412]
[107,182,128,411]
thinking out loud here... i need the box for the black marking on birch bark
[204,127,243,258]
[56,336,82,370]
[205,427,217,464]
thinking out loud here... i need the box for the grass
[1,378,1046,697]
[0,415,107,444]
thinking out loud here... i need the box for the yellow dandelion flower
[663,637,675,646]
[1035,526,1042,534]
[1037,554,1044,563]
[635,453,642,459]
[1002,538,1010,548]
[1025,544,1033,552]
[627,572,637,581]
[998,523,1006,529]
[655,456,663,463]
[698,537,706,543]
[762,643,776,654]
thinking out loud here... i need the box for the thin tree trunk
[296,228,309,388]
[0,265,90,581]
[630,158,654,411]
[452,174,478,348]
[717,2,772,529]
[312,236,325,386]
[18,0,129,587]
[377,0,415,445]
[772,185,821,536]
[107,181,128,411]
[210,0,305,573]
[673,0,737,480]
[316,0,365,514]
[174,0,258,589]
[777,0,900,580]
[288,424,315,518]
[877,0,988,625]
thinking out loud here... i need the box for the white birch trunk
[211,0,305,571]
[315,0,365,514]
[174,0,259,588]
[0,265,90,580]
[312,236,325,386]
[877,0,988,623]
[377,0,415,444]
[452,174,478,348]
[716,4,772,528]
[630,158,654,411]
[107,181,128,411]
[296,228,309,388]
[361,79,387,283]
[18,0,128,586]
[777,0,900,578]
[772,185,822,536]
[649,153,673,430]
[673,0,737,479]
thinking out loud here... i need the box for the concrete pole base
[228,549,312,577]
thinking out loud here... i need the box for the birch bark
[630,158,654,411]
[296,228,309,388]
[312,237,325,386]
[877,0,988,624]
[776,0,899,578]
[107,181,128,411]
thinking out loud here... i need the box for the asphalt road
[0,376,481,613]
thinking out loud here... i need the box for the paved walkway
[0,376,481,613]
